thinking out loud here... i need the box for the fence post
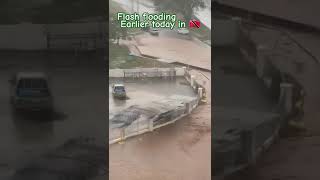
[46,32,50,49]
[182,66,186,72]
[185,102,190,114]
[256,45,268,79]
[198,88,203,99]
[279,83,293,115]
[241,130,256,165]
[120,128,125,141]
[149,118,154,131]
[191,75,195,88]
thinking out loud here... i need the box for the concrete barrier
[109,67,185,78]
[256,45,272,78]
[213,107,280,177]
[109,96,199,145]
[109,67,207,100]
[239,23,297,111]
[184,69,208,101]
[214,21,303,179]
[279,83,294,115]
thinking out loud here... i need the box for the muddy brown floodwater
[109,72,211,180]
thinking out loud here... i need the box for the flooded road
[109,77,196,119]
[109,77,197,142]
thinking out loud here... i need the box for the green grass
[109,42,175,69]
[110,1,124,14]
[110,1,143,35]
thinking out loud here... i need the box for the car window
[114,86,125,92]
[32,79,48,89]
[16,78,50,97]
[17,78,48,89]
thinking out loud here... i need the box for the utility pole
[131,0,134,12]
[137,0,139,13]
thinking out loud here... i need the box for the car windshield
[17,78,50,97]
[18,78,48,89]
[114,86,125,92]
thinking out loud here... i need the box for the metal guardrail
[213,116,281,178]
[123,68,176,78]
[109,97,199,145]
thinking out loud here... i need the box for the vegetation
[152,0,206,21]
[109,42,174,69]
[109,1,128,44]
[109,1,143,43]
[151,0,210,41]
[110,0,122,14]
[189,21,211,41]
[109,1,172,69]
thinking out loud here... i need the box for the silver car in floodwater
[149,28,159,36]
[9,72,53,111]
[112,84,127,99]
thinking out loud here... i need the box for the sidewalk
[134,34,211,71]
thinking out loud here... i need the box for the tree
[109,15,127,45]
[153,0,206,21]
[109,16,118,42]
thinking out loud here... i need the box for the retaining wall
[109,96,199,145]
[109,67,185,78]
[239,23,301,115]
[214,21,301,178]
